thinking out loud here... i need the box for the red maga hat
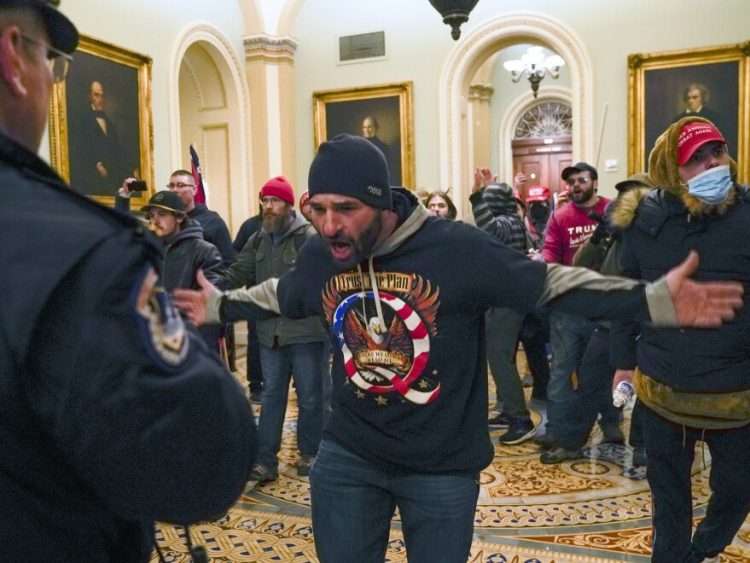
[677,121,726,165]
[526,185,551,203]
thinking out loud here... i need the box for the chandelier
[503,46,565,98]
[428,0,480,41]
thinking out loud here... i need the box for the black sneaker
[532,433,557,450]
[540,447,583,464]
[497,420,536,445]
[248,464,278,483]
[488,413,511,428]
[297,455,315,477]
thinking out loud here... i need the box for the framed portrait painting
[49,35,154,207]
[313,82,415,188]
[628,41,750,183]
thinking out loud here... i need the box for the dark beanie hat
[308,134,392,209]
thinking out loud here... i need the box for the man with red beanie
[220,176,328,481]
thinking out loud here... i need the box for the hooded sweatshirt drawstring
[357,258,386,340]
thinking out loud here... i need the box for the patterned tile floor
[152,345,750,562]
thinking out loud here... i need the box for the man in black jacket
[0,3,255,561]
[167,168,236,266]
[612,118,750,562]
[143,190,224,351]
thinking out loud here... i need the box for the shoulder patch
[132,267,189,369]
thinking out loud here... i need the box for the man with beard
[173,135,743,563]
[536,162,624,453]
[220,176,327,481]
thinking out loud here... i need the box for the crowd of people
[2,2,750,563]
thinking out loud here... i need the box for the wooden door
[512,136,572,198]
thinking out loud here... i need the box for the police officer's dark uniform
[0,3,255,561]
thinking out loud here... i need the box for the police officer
[0,2,255,561]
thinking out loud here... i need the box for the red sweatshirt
[542,197,610,265]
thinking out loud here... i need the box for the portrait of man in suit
[65,49,141,198]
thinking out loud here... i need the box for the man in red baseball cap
[611,116,749,561]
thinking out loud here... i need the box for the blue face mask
[686,164,732,205]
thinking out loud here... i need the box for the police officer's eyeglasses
[20,33,72,83]
[166,182,195,189]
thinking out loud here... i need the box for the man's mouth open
[328,240,353,262]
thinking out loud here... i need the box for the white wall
[44,0,247,193]
[292,0,750,195]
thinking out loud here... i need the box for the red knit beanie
[260,176,295,205]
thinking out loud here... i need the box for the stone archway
[438,12,593,218]
[170,23,253,233]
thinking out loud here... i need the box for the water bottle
[612,380,635,408]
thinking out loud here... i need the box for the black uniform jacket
[0,132,255,562]
[614,187,750,393]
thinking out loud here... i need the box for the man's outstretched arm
[540,251,743,328]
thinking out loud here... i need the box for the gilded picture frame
[49,35,154,207]
[628,41,750,183]
[313,82,415,188]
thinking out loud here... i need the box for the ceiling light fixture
[503,46,565,98]
[428,0,480,41]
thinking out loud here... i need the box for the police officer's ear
[0,24,28,97]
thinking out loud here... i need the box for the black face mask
[529,203,550,224]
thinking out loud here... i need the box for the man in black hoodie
[175,134,743,563]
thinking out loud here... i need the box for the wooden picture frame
[313,81,415,188]
[49,35,154,207]
[628,41,750,183]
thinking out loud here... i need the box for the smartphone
[127,179,148,192]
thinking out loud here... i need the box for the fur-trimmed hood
[648,115,738,216]
[610,187,653,230]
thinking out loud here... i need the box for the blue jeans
[310,439,479,563]
[257,342,324,469]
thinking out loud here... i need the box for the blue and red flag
[189,144,207,205]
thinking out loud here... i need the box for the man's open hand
[173,270,217,326]
[666,251,744,327]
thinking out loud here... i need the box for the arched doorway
[171,24,252,234]
[439,12,594,218]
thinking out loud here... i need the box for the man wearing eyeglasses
[119,169,237,267]
[167,168,237,267]
[537,162,624,458]
[0,2,255,561]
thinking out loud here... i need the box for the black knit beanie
[308,134,392,209]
